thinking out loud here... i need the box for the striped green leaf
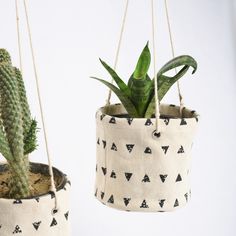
[145,56,197,117]
[128,74,153,117]
[91,77,139,117]
[133,42,151,80]
[99,59,131,97]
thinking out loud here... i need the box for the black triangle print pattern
[140,200,149,208]
[108,195,114,204]
[101,167,107,175]
[126,144,135,153]
[35,197,40,203]
[177,145,185,154]
[125,173,133,181]
[160,174,168,183]
[144,147,152,154]
[127,118,133,125]
[145,119,153,126]
[32,221,41,231]
[95,188,98,197]
[111,143,117,151]
[176,174,182,182]
[64,211,69,220]
[124,198,131,206]
[13,225,22,234]
[102,140,106,149]
[100,114,106,120]
[110,170,116,178]
[97,138,100,145]
[109,117,116,124]
[49,191,55,199]
[50,218,57,227]
[159,199,166,208]
[174,199,179,207]
[180,118,187,125]
[13,199,22,204]
[142,174,150,183]
[164,118,170,125]
[161,146,169,154]
[101,192,105,200]
[184,193,188,202]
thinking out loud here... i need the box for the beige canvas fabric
[95,103,199,212]
[0,177,71,235]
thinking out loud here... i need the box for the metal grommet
[152,130,161,139]
[51,207,59,216]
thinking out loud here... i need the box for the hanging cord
[151,0,161,134]
[15,0,23,73]
[164,0,184,115]
[20,0,58,210]
[106,0,129,106]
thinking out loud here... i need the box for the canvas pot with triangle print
[95,103,199,212]
[0,163,71,235]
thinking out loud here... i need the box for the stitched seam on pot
[102,114,108,199]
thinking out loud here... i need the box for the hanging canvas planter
[0,163,71,235]
[95,104,198,212]
[93,0,199,212]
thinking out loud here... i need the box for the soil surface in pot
[0,171,61,199]
[114,114,178,119]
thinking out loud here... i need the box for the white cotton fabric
[0,173,70,235]
[95,103,199,212]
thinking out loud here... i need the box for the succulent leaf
[91,77,139,117]
[99,59,131,98]
[145,56,197,117]
[133,42,151,80]
[128,74,153,117]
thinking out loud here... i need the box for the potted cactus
[92,43,199,212]
[0,49,70,235]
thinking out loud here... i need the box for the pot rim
[97,103,199,121]
[0,162,68,200]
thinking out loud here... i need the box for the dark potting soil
[0,170,61,199]
[114,114,178,119]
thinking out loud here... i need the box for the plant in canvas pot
[0,49,70,236]
[93,43,199,212]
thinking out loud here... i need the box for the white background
[0,0,236,235]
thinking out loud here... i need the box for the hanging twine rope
[106,0,129,106]
[164,0,184,115]
[15,0,23,73]
[151,0,161,133]
[15,0,58,210]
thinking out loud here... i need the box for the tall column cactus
[0,49,37,199]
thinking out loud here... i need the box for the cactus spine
[0,49,37,199]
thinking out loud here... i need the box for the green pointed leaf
[145,56,197,118]
[133,42,151,79]
[99,59,131,97]
[128,74,153,117]
[156,55,197,78]
[91,77,139,117]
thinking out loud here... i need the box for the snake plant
[0,49,37,199]
[92,43,197,118]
